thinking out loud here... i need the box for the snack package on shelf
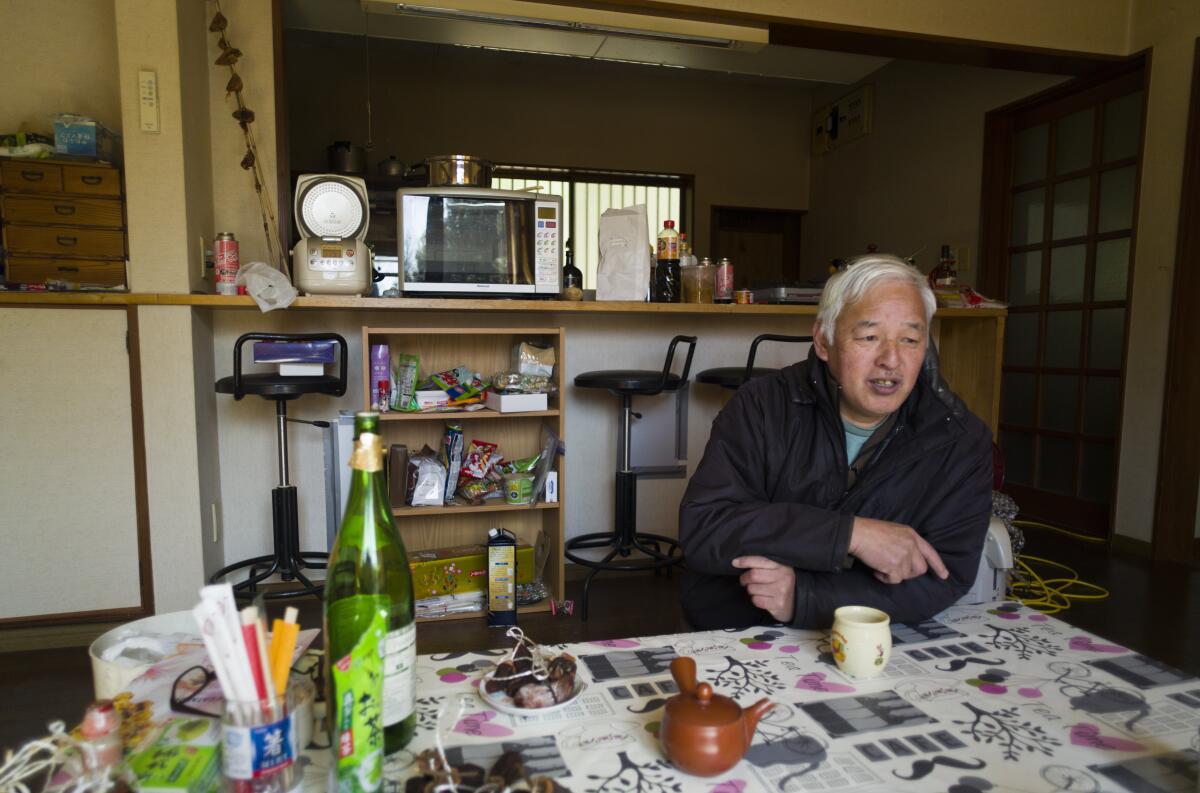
[513,342,555,377]
[408,445,447,506]
[432,365,487,403]
[441,424,465,503]
[390,352,420,412]
[491,371,555,395]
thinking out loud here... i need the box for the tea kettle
[660,657,774,777]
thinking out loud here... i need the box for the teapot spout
[743,699,775,743]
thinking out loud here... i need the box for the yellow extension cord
[1007,519,1111,614]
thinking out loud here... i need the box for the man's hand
[732,556,796,623]
[849,517,949,584]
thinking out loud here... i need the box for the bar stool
[696,333,812,390]
[567,335,697,621]
[209,332,348,600]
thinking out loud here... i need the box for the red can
[214,232,240,296]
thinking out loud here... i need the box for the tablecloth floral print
[303,601,1200,793]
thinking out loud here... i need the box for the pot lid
[667,682,741,725]
[295,175,368,240]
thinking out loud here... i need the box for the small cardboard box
[415,389,450,410]
[485,391,549,413]
[410,543,534,601]
[53,116,120,161]
[127,716,221,793]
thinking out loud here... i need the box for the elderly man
[679,255,993,629]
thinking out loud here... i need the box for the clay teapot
[660,656,775,776]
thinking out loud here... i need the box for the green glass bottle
[325,412,416,793]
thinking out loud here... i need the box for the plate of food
[479,649,584,715]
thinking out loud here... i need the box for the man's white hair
[815,254,937,346]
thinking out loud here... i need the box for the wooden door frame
[1151,38,1200,562]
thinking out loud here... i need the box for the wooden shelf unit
[362,326,565,622]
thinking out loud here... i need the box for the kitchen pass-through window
[492,164,692,289]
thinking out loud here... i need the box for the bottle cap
[663,220,675,229]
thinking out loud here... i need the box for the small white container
[89,610,197,699]
[485,391,549,413]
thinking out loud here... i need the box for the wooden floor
[2,526,1196,753]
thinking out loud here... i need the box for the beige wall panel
[802,60,1065,276]
[137,305,206,611]
[284,32,811,258]
[114,0,191,293]
[207,0,281,269]
[0,307,140,619]
[0,0,123,133]
[1115,0,1200,542]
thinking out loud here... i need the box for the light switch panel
[138,69,160,133]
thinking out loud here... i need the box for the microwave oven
[396,186,562,296]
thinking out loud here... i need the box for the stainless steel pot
[327,141,366,174]
[376,155,405,177]
[414,154,493,187]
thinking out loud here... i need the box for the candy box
[410,543,533,601]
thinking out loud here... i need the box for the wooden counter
[0,291,1003,318]
[0,292,1005,432]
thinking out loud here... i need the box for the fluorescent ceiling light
[390,3,737,47]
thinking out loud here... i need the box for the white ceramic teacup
[831,606,892,679]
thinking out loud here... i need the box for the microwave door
[505,202,535,286]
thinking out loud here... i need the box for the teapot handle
[670,656,698,694]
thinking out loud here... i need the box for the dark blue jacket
[678,346,993,629]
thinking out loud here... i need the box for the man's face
[813,280,929,427]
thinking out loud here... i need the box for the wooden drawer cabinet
[61,164,122,197]
[1,161,63,193]
[5,226,126,258]
[1,158,127,288]
[5,257,126,287]
[2,195,124,228]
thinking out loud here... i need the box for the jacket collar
[782,343,968,437]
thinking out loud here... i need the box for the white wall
[802,60,1066,276]
[0,0,122,134]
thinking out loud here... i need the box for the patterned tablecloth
[304,601,1200,793]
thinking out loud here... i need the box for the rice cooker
[292,174,371,295]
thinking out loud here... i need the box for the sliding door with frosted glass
[997,68,1145,535]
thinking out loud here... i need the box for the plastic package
[236,261,297,312]
[408,446,447,506]
[491,371,554,395]
[390,353,419,411]
[441,424,465,503]
[513,342,555,377]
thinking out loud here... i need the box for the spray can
[214,232,241,296]
[487,527,518,627]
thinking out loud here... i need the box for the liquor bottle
[655,220,681,303]
[562,238,584,301]
[325,412,416,792]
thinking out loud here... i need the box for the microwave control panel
[534,200,561,290]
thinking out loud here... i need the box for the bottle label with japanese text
[329,596,387,793]
[382,623,417,726]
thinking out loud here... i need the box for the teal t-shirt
[843,417,884,464]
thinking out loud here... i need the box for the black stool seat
[216,374,344,400]
[696,333,812,391]
[574,370,684,393]
[696,366,778,389]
